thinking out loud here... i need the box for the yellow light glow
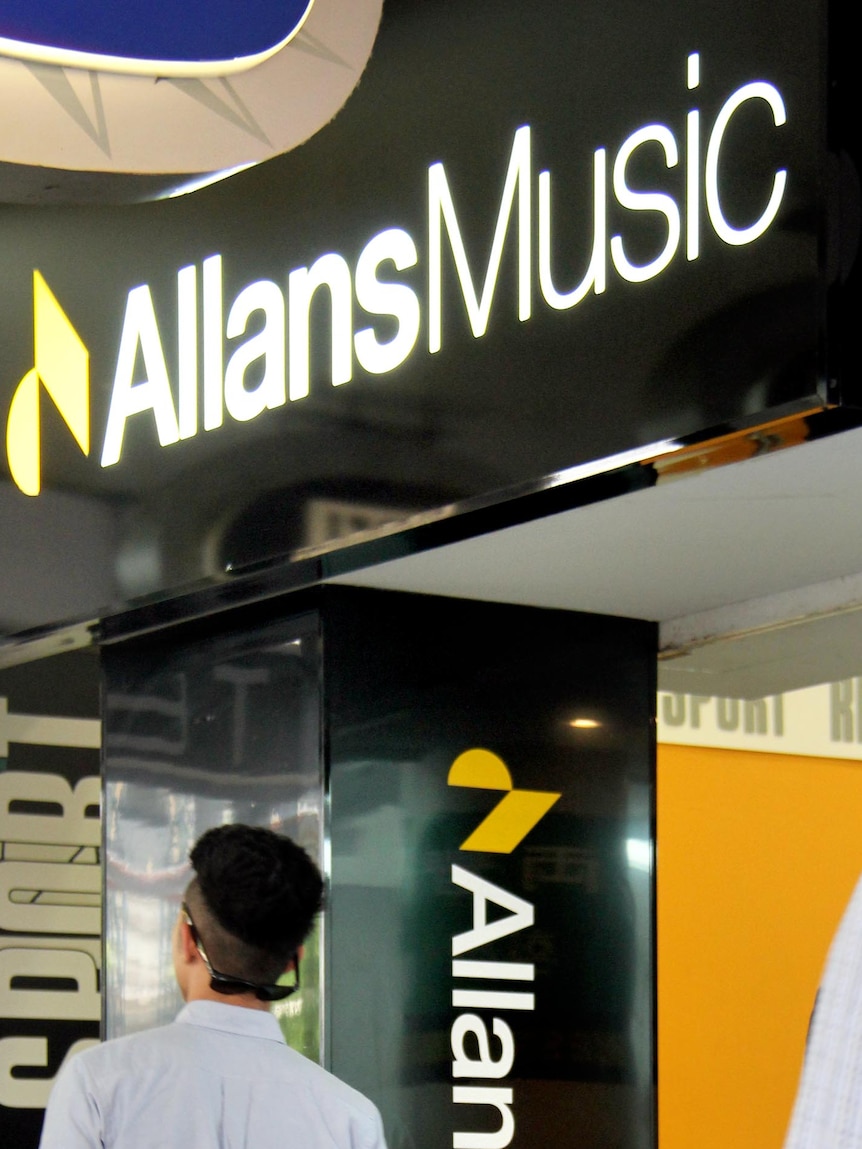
[569,718,601,730]
[7,272,90,496]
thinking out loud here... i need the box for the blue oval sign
[0,0,314,72]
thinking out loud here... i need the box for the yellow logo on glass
[6,271,90,496]
[448,748,561,854]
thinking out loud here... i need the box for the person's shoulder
[283,1048,381,1123]
[62,1020,181,1078]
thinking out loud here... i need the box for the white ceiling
[330,423,862,698]
[0,4,382,202]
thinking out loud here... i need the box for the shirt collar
[176,999,287,1044]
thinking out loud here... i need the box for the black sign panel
[325,588,656,1149]
[0,0,837,637]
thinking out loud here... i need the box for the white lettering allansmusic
[100,52,788,467]
[450,865,535,1149]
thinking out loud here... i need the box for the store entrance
[97,587,656,1149]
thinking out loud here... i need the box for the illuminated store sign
[0,0,832,635]
[6,275,89,498]
[448,749,561,854]
[448,749,562,1148]
[5,54,788,498]
[450,865,535,1149]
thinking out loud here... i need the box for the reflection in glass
[102,615,323,1062]
[324,589,656,1149]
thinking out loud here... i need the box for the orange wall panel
[658,744,862,1149]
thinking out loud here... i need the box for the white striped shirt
[785,874,862,1148]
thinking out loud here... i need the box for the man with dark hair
[39,824,386,1149]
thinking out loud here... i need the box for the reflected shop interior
[101,617,323,1053]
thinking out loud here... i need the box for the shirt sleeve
[784,874,862,1148]
[38,1052,104,1149]
[363,1104,388,1149]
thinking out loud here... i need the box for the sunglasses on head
[181,903,300,1002]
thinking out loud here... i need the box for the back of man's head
[184,824,324,986]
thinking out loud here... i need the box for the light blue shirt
[39,1000,387,1149]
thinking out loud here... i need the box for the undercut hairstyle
[185,824,324,986]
